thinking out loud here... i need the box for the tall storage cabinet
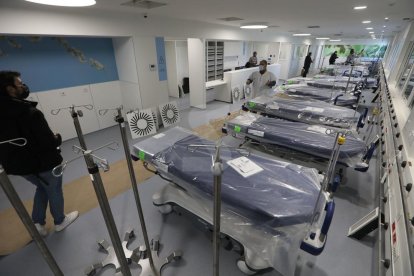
[206,40,224,81]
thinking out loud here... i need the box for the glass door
[397,42,414,97]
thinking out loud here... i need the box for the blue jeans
[23,170,65,225]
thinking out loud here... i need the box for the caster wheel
[237,259,256,275]
[158,204,173,214]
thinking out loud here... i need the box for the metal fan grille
[161,103,179,126]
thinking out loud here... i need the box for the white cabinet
[90,81,122,129]
[206,40,224,81]
[37,85,99,141]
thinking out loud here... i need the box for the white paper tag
[307,125,327,134]
[304,107,324,113]
[268,103,279,110]
[227,156,263,178]
[155,160,168,172]
[153,133,166,139]
[247,129,264,137]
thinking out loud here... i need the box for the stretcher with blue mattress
[223,113,377,172]
[283,85,359,107]
[132,127,334,276]
[242,94,365,129]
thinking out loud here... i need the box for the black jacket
[304,55,312,69]
[329,53,338,64]
[0,96,62,175]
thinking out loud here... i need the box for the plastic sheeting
[306,80,356,91]
[284,85,358,107]
[244,94,361,128]
[132,127,325,276]
[225,113,366,167]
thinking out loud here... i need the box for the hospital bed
[132,127,335,276]
[242,94,367,129]
[283,85,359,107]
[222,113,377,173]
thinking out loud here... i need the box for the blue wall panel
[0,36,119,92]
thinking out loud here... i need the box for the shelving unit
[205,40,224,81]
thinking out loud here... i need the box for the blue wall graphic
[0,36,119,92]
[155,37,168,81]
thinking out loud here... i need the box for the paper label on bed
[247,129,264,137]
[155,161,168,173]
[307,125,327,134]
[153,133,165,139]
[227,156,263,178]
[304,107,324,113]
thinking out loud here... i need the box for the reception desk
[217,64,281,103]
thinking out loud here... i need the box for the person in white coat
[246,60,277,97]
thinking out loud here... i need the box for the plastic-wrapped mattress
[284,85,358,107]
[225,113,366,167]
[306,80,356,91]
[133,127,321,228]
[244,94,361,128]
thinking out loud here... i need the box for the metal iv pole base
[85,229,138,276]
[136,237,182,276]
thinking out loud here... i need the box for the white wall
[133,36,169,109]
[175,41,189,86]
[188,38,206,109]
[112,37,143,112]
[165,41,179,98]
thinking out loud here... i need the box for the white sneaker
[34,223,47,237]
[55,211,79,232]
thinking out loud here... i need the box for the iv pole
[51,105,131,276]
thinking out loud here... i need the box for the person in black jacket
[302,52,313,77]
[329,51,338,65]
[0,71,78,237]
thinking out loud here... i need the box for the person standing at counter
[248,51,258,67]
[246,60,277,97]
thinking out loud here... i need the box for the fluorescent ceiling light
[366,27,373,30]
[385,17,389,20]
[316,37,330,40]
[329,39,341,42]
[369,31,374,34]
[292,33,311,36]
[240,23,268,29]
[362,20,371,24]
[353,6,367,10]
[25,0,96,6]
[383,25,387,28]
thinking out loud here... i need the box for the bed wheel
[237,259,257,275]
[158,204,173,214]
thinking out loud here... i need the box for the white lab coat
[247,70,277,97]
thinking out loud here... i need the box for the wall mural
[323,44,388,58]
[0,36,119,92]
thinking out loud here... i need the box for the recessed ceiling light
[293,33,311,36]
[362,20,371,24]
[316,37,330,40]
[354,6,367,10]
[25,0,96,6]
[329,39,341,42]
[369,31,374,34]
[366,27,373,30]
[385,17,389,20]
[383,25,386,28]
[240,23,268,29]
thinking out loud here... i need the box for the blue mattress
[247,117,366,160]
[244,94,361,129]
[285,86,357,107]
[134,128,321,228]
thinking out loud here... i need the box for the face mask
[259,65,265,72]
[18,84,30,99]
